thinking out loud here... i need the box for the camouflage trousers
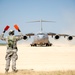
[5,50,18,71]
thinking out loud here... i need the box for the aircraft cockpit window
[37,33,45,35]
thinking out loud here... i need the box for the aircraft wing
[54,34,73,40]
[57,34,69,37]
[47,32,56,35]
[47,32,56,38]
[47,33,73,40]
[26,33,35,38]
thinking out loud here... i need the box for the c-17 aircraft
[26,19,74,47]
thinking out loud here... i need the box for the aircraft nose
[38,35,43,39]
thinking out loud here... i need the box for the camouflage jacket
[0,32,24,50]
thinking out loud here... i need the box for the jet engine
[55,35,60,39]
[68,36,73,40]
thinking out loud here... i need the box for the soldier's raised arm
[0,25,10,41]
[14,24,27,41]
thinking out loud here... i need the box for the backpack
[8,36,16,48]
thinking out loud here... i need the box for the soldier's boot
[12,65,18,73]
[5,69,9,73]
[13,69,18,73]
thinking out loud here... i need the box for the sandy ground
[0,44,75,73]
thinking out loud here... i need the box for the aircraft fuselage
[31,32,52,46]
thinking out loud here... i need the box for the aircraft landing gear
[31,44,37,46]
[46,43,52,46]
[30,43,52,47]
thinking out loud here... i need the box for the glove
[14,24,21,32]
[23,35,27,40]
[3,25,10,33]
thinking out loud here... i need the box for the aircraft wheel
[49,43,52,46]
[46,43,49,46]
[46,43,52,46]
[34,44,37,46]
[31,44,37,46]
[31,44,33,46]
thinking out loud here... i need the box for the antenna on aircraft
[27,19,55,32]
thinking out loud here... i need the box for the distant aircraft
[26,19,73,47]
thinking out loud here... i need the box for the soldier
[0,25,27,73]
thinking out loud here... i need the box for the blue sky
[0,0,75,44]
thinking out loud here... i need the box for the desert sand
[0,43,75,73]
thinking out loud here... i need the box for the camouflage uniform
[0,31,23,72]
